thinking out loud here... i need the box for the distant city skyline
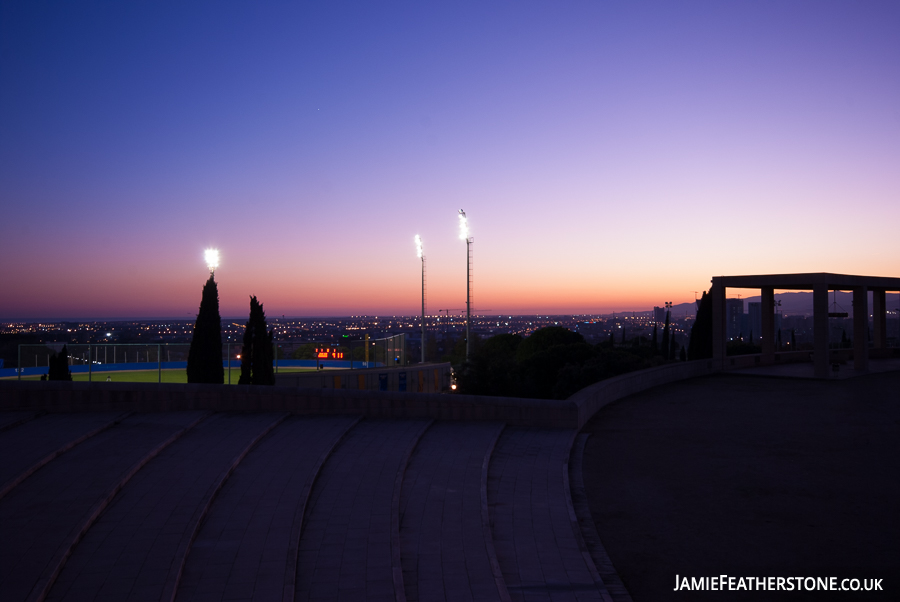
[2,3,898,320]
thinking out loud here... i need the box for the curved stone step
[0,411,208,602]
[173,415,360,602]
[487,427,611,601]
[568,433,632,602]
[0,411,39,432]
[0,412,129,501]
[45,413,284,602]
[391,420,433,602]
[165,412,289,601]
[398,421,509,602]
[295,419,431,602]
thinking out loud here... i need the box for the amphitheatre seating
[176,416,357,602]
[399,422,505,601]
[488,428,609,602]
[0,410,614,601]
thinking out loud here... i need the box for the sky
[1,1,898,319]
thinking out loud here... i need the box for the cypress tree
[661,311,671,360]
[187,274,224,384]
[651,324,658,354]
[238,296,275,386]
[48,345,73,381]
[791,329,796,348]
[688,290,713,360]
[669,332,677,360]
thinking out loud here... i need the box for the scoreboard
[315,348,344,359]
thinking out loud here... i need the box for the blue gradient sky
[2,1,898,319]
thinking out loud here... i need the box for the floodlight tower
[205,248,220,275]
[415,235,426,364]
[458,209,472,361]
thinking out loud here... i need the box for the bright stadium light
[415,234,425,364]
[205,248,220,274]
[458,209,468,240]
[459,209,472,362]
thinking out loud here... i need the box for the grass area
[4,366,317,384]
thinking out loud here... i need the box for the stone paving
[399,421,506,602]
[488,428,606,602]
[0,411,124,495]
[0,412,205,602]
[581,371,900,602]
[47,412,282,602]
[295,419,431,602]
[0,411,621,602]
[175,416,357,602]
[0,411,37,432]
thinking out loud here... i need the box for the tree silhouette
[688,290,713,360]
[238,296,275,385]
[651,324,658,354]
[187,274,224,384]
[48,345,72,381]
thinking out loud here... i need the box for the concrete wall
[569,360,716,427]
[0,379,579,428]
[274,363,452,394]
[10,356,864,429]
[0,360,712,429]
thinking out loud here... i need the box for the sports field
[4,367,317,384]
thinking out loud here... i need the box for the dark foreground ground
[581,371,900,601]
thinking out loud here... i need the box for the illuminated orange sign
[315,348,344,359]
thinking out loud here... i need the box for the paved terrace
[1,362,896,601]
[0,410,613,601]
[581,371,900,601]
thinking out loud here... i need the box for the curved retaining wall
[0,360,718,429]
[568,360,715,428]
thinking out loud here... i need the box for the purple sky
[2,1,898,319]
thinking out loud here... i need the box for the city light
[414,234,423,258]
[458,209,468,240]
[204,248,220,273]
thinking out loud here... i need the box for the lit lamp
[205,248,220,274]
[458,210,472,361]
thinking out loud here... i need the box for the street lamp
[205,248,220,274]
[415,235,426,364]
[458,210,472,362]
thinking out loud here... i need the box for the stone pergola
[710,273,900,378]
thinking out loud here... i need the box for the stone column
[761,287,775,363]
[711,280,726,370]
[813,284,829,378]
[872,289,887,350]
[853,287,869,372]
